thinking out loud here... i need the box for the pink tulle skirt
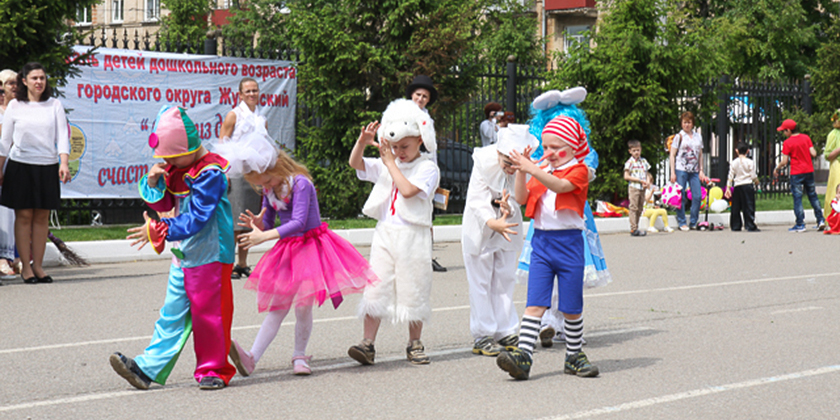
[245,223,378,312]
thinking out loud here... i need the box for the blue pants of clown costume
[517,202,611,330]
[133,260,235,385]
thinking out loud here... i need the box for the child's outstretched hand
[358,121,380,148]
[495,189,513,216]
[487,208,519,242]
[126,211,152,250]
[146,163,167,187]
[238,208,266,231]
[379,138,396,166]
[510,146,538,175]
[238,220,271,250]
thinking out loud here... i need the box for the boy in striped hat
[495,111,599,380]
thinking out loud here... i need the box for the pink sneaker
[292,355,312,375]
[230,339,255,377]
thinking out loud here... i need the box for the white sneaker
[664,226,675,233]
[679,225,690,232]
[646,226,659,233]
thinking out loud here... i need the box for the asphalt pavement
[2,217,839,419]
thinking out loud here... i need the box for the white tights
[249,305,314,363]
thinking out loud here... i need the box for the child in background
[348,98,440,365]
[824,184,840,234]
[643,185,673,233]
[624,139,652,236]
[496,107,599,380]
[462,124,537,356]
[218,138,377,377]
[724,142,760,232]
[113,105,236,390]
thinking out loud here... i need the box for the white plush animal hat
[496,124,538,157]
[379,98,437,153]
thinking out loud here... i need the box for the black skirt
[1,160,61,210]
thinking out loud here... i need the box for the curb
[42,210,820,267]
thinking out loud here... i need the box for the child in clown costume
[514,88,611,348]
[110,105,236,390]
[496,88,600,380]
[462,124,538,356]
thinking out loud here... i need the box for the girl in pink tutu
[223,148,378,376]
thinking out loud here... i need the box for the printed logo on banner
[62,46,297,199]
[68,123,87,181]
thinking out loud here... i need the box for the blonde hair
[0,69,16,85]
[244,149,312,194]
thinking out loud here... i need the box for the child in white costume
[463,124,538,356]
[348,98,440,365]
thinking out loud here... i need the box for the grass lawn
[48,195,816,242]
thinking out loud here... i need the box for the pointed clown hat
[496,124,538,157]
[148,105,202,158]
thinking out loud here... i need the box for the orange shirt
[524,162,589,219]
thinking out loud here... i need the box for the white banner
[61,46,297,198]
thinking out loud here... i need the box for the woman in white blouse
[0,62,71,284]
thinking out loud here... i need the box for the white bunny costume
[356,99,440,324]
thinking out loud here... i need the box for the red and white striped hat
[541,116,589,161]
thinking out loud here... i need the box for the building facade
[536,0,598,57]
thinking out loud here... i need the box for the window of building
[145,0,161,21]
[76,5,92,25]
[112,0,124,22]
[564,25,591,51]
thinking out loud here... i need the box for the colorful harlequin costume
[134,105,236,386]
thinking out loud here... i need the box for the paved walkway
[2,224,838,419]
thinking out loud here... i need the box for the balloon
[709,187,723,203]
[710,199,728,213]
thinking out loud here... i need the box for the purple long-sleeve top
[261,174,322,238]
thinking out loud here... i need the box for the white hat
[496,124,538,157]
[379,98,436,153]
[532,87,587,110]
[209,130,278,177]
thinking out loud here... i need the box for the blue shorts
[526,229,584,314]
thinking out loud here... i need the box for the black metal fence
[655,76,813,198]
[435,60,549,213]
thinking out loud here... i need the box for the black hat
[405,75,438,106]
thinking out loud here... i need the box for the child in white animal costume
[462,124,538,356]
[347,98,440,365]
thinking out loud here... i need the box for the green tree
[813,18,840,115]
[221,0,292,51]
[286,0,478,218]
[553,0,723,198]
[0,0,99,92]
[473,0,545,67]
[686,0,823,80]
[158,0,212,46]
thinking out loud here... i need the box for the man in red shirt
[773,119,826,232]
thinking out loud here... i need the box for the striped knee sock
[518,315,541,356]
[564,317,584,355]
